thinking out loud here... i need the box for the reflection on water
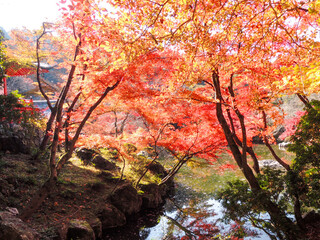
[141,183,266,240]
[103,145,294,239]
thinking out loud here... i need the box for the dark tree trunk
[211,70,303,240]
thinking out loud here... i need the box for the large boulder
[148,161,168,178]
[139,183,164,209]
[97,203,126,229]
[109,184,142,216]
[87,217,102,240]
[66,219,95,240]
[0,136,29,154]
[0,211,41,240]
[303,211,320,225]
[75,148,98,165]
[91,155,119,171]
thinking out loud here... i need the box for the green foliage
[0,91,45,148]
[258,168,291,211]
[100,147,119,160]
[0,92,25,125]
[288,100,320,209]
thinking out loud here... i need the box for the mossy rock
[66,219,95,240]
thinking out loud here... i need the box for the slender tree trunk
[33,107,57,160]
[296,93,310,108]
[227,107,260,173]
[211,70,302,240]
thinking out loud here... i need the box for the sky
[0,0,60,32]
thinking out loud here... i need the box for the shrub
[0,91,45,150]
[288,100,320,209]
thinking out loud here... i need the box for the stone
[148,161,168,178]
[303,210,320,225]
[278,141,292,150]
[139,183,163,209]
[91,155,119,171]
[259,160,285,170]
[66,219,95,240]
[0,136,29,154]
[97,203,126,229]
[109,184,142,216]
[87,217,102,239]
[0,211,41,240]
[5,207,19,215]
[75,148,98,165]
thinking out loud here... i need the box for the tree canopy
[5,0,320,238]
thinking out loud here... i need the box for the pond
[103,144,295,240]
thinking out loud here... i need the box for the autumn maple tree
[18,0,177,219]
[11,0,320,238]
[101,0,320,239]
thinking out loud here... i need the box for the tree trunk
[211,70,303,240]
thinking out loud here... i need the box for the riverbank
[0,150,173,239]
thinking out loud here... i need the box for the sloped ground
[0,152,145,239]
[1,152,319,240]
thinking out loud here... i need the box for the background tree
[288,100,320,209]
[19,0,172,219]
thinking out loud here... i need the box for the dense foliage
[0,91,44,148]
[289,100,320,209]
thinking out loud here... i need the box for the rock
[303,211,320,225]
[66,219,95,240]
[278,141,292,150]
[259,160,285,170]
[139,183,163,209]
[109,184,142,216]
[252,136,264,144]
[75,148,98,165]
[148,161,168,178]
[0,136,29,154]
[97,203,126,229]
[5,207,19,215]
[0,211,41,240]
[87,217,102,240]
[159,181,175,198]
[91,155,119,171]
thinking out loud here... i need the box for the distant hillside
[0,26,10,40]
